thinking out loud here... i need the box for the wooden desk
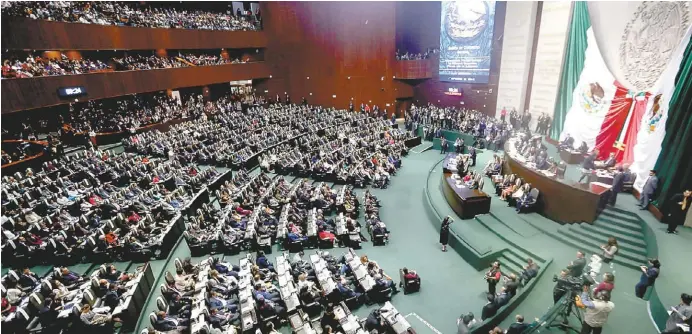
[504,147,609,224]
[441,173,491,219]
[559,149,585,165]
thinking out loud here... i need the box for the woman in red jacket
[594,272,615,295]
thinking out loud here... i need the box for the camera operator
[577,285,615,334]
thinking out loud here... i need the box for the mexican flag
[631,25,692,192]
[560,28,628,153]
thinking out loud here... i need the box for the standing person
[440,216,453,252]
[663,293,692,333]
[485,261,502,295]
[600,237,618,264]
[609,166,626,206]
[639,170,658,210]
[441,137,448,154]
[635,258,661,299]
[665,189,691,234]
[469,146,477,167]
[578,288,615,334]
[500,107,507,123]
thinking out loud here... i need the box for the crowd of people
[2,52,110,79]
[1,150,225,267]
[395,47,439,60]
[1,264,149,332]
[2,1,261,31]
[2,50,250,79]
[63,93,201,135]
[410,104,511,151]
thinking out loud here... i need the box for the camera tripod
[544,292,584,333]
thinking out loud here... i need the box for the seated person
[402,268,418,280]
[594,152,617,170]
[256,295,286,319]
[559,134,574,150]
[373,273,399,294]
[520,258,540,285]
[207,291,238,312]
[515,185,535,212]
[154,310,188,332]
[578,141,589,154]
[208,307,239,328]
[481,294,498,320]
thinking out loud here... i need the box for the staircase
[552,207,649,270]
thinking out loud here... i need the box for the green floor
[8,138,690,334]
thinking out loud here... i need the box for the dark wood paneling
[394,60,433,79]
[1,63,270,113]
[262,2,398,114]
[2,17,267,50]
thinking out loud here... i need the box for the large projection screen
[439,1,497,83]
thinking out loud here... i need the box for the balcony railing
[1,62,270,112]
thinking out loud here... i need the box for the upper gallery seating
[1,50,257,79]
[2,1,261,31]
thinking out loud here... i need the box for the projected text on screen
[438,1,496,83]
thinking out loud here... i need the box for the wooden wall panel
[1,63,270,113]
[262,2,398,114]
[2,17,267,50]
[394,60,433,79]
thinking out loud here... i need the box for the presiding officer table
[441,154,491,219]
[503,139,610,224]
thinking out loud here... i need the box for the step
[557,226,647,264]
[596,214,642,232]
[580,223,647,249]
[500,251,528,271]
[548,228,644,270]
[567,225,647,257]
[593,218,644,239]
[497,255,523,277]
[474,215,548,263]
[601,209,642,226]
[604,206,645,220]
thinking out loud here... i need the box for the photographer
[577,286,614,334]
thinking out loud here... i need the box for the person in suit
[103,283,121,310]
[635,258,661,299]
[639,170,658,210]
[504,274,520,297]
[507,315,529,334]
[481,294,498,320]
[19,268,39,288]
[441,137,448,154]
[560,134,574,150]
[469,146,477,166]
[456,313,477,334]
[495,286,511,307]
[665,189,691,234]
[610,166,626,205]
[595,152,617,169]
[440,216,453,252]
[567,251,586,277]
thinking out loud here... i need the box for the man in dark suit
[666,189,691,234]
[495,287,511,307]
[639,170,658,210]
[481,294,498,320]
[507,315,529,334]
[103,283,121,310]
[560,134,575,150]
[567,251,586,277]
[469,147,477,167]
[610,166,626,206]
